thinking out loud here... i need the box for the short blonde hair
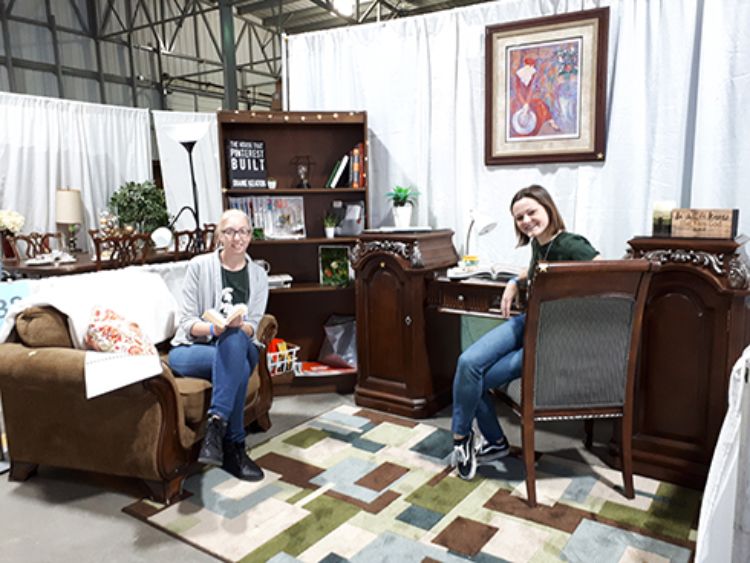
[217,208,251,233]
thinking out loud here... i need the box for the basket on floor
[266,343,300,376]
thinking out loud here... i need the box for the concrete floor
[0,393,614,562]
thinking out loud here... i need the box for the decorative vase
[324,226,336,239]
[393,205,412,229]
[0,229,17,260]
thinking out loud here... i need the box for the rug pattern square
[123,406,697,562]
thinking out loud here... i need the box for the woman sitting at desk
[451,184,600,480]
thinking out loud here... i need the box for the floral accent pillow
[84,307,157,356]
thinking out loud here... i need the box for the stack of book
[325,143,365,188]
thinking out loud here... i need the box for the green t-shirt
[528,231,598,283]
[221,264,249,305]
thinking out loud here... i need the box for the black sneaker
[198,414,227,466]
[476,436,510,463]
[452,432,477,480]
[222,440,264,482]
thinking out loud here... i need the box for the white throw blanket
[0,268,179,398]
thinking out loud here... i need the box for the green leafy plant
[108,180,170,233]
[323,213,341,228]
[386,185,419,207]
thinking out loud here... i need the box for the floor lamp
[165,123,210,252]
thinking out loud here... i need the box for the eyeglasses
[222,228,251,238]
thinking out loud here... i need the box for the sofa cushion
[175,368,262,427]
[15,306,73,348]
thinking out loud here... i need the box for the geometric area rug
[123,406,699,562]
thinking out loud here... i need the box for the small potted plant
[323,213,340,239]
[386,185,419,228]
[108,180,170,233]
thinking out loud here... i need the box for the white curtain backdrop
[0,92,151,246]
[152,110,223,231]
[287,0,749,265]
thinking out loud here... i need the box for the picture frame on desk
[485,8,609,165]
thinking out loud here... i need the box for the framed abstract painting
[485,8,609,165]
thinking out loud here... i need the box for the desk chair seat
[496,259,655,507]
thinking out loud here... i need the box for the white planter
[324,226,336,239]
[393,205,412,228]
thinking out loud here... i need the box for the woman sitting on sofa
[168,208,269,481]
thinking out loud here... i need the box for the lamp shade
[56,189,83,224]
[465,209,498,257]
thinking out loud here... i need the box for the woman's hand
[500,282,518,319]
[226,315,244,329]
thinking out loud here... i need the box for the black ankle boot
[222,440,264,482]
[198,414,228,466]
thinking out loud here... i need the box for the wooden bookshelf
[216,110,368,395]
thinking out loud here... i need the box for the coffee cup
[254,259,271,273]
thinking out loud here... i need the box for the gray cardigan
[171,248,269,347]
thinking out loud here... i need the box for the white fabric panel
[287,0,733,264]
[0,92,151,246]
[152,110,223,230]
[690,1,750,237]
[695,346,750,562]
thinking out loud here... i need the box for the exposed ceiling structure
[1,0,493,109]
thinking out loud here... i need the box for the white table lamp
[56,188,83,252]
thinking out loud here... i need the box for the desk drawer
[427,279,505,318]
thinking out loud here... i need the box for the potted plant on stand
[323,213,340,239]
[386,185,419,228]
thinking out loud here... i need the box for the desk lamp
[463,209,497,266]
[56,188,83,253]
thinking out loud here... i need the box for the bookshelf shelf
[217,110,369,395]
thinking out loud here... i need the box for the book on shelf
[202,303,247,329]
[350,144,362,189]
[330,154,349,188]
[296,361,357,377]
[226,139,267,189]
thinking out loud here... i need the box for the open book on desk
[202,303,247,329]
[446,263,524,282]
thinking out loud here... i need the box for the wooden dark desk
[626,236,750,488]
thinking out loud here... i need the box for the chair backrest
[519,259,654,417]
[8,232,63,260]
[89,229,153,269]
[173,223,217,256]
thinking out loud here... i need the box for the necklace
[540,232,560,261]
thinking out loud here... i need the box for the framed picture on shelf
[485,8,609,165]
[248,196,306,240]
[226,139,267,188]
[318,245,352,287]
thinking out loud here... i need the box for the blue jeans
[451,314,526,443]
[168,328,260,443]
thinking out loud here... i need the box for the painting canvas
[485,8,609,165]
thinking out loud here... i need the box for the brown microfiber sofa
[0,305,275,504]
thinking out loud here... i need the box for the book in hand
[202,303,248,329]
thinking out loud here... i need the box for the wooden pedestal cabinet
[627,236,750,487]
[352,230,460,418]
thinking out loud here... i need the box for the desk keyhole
[404,315,412,326]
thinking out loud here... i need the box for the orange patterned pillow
[84,307,157,356]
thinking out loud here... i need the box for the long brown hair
[510,185,566,247]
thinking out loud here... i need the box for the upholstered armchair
[496,259,655,507]
[0,306,275,504]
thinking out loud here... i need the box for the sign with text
[0,279,31,331]
[227,139,267,189]
[671,208,739,239]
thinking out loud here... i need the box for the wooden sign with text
[670,208,738,239]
